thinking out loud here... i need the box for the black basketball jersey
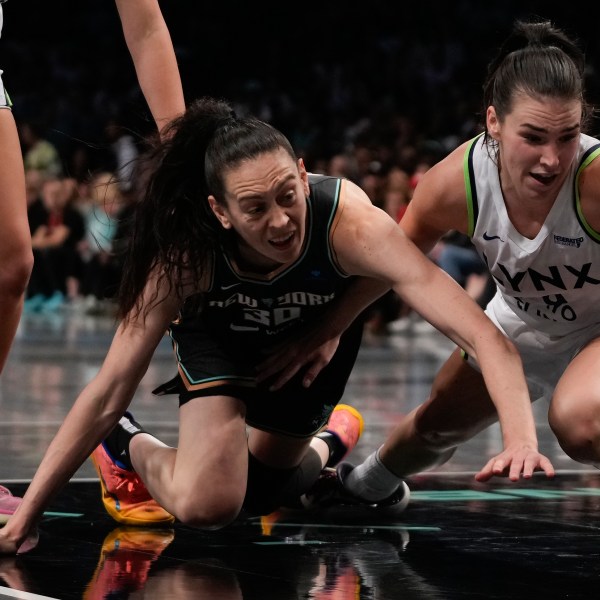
[168,174,354,364]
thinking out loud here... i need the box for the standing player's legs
[0,52,35,519]
[0,110,33,375]
[548,336,600,467]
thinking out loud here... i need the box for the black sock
[244,449,324,514]
[103,413,147,470]
[316,430,346,468]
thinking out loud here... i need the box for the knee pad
[244,449,322,516]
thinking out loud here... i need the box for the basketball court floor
[0,310,598,599]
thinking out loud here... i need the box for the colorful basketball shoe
[90,443,175,526]
[0,485,22,525]
[321,404,365,466]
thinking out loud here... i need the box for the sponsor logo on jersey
[482,231,504,242]
[553,234,584,248]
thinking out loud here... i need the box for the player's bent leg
[90,435,175,527]
[549,337,600,467]
[130,396,250,529]
[243,449,323,515]
[315,351,499,512]
[247,423,348,514]
[380,348,500,477]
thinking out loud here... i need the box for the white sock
[344,447,402,501]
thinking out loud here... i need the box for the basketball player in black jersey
[0,96,552,554]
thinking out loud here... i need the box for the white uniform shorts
[0,1,10,109]
[467,290,600,402]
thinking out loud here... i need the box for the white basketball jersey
[466,133,600,337]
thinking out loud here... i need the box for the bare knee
[0,251,33,299]
[549,400,600,465]
[173,494,242,530]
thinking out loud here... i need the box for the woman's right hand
[0,527,39,555]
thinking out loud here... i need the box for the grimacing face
[208,148,310,271]
[487,93,581,205]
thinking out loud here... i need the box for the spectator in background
[364,165,412,335]
[384,166,412,222]
[78,171,130,314]
[433,230,494,307]
[17,119,62,177]
[25,175,85,313]
[24,168,45,209]
[103,115,140,194]
[327,153,358,181]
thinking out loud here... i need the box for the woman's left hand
[475,444,556,482]
[256,330,341,391]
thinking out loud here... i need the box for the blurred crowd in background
[3,0,599,329]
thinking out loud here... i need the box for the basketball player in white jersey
[322,19,600,507]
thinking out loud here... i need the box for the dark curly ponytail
[118,96,297,322]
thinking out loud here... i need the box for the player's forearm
[127,32,185,132]
[476,334,539,447]
[117,0,185,132]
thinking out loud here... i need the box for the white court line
[0,587,60,600]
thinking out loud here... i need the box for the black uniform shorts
[154,319,364,438]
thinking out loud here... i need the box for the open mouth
[269,232,295,249]
[530,172,558,185]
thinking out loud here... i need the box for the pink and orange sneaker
[0,485,22,525]
[325,404,364,464]
[90,444,174,526]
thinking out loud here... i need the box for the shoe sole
[375,481,411,516]
[90,452,175,526]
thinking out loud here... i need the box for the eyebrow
[238,194,264,204]
[520,123,580,134]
